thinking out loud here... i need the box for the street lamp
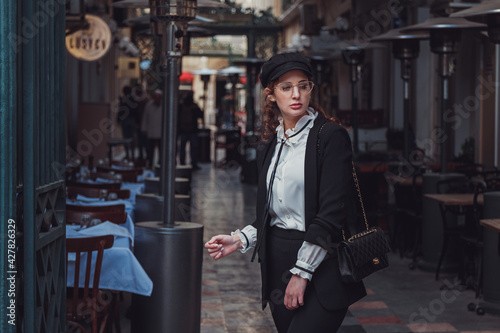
[401,17,486,173]
[451,0,500,167]
[371,28,428,160]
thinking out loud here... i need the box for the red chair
[67,204,126,213]
[67,186,131,200]
[66,235,114,333]
[66,210,128,225]
[67,180,121,190]
[96,166,143,182]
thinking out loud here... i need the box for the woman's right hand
[205,234,242,260]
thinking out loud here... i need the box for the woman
[205,53,366,332]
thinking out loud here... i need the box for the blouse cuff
[231,225,256,253]
[289,241,328,280]
[290,266,313,281]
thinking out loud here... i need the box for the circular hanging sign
[66,14,112,61]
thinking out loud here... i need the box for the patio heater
[218,65,246,127]
[451,0,500,310]
[340,42,365,155]
[191,67,217,164]
[113,1,203,332]
[308,55,331,107]
[233,57,265,184]
[191,67,218,113]
[401,17,486,173]
[400,17,485,276]
[451,0,500,168]
[371,29,428,161]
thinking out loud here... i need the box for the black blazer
[252,113,366,311]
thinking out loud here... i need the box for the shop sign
[66,14,112,61]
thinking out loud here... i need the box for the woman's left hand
[284,274,308,310]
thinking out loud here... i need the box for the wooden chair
[453,163,498,180]
[389,168,424,269]
[67,186,131,200]
[66,235,114,333]
[66,210,128,225]
[96,166,143,182]
[67,180,121,190]
[67,204,126,213]
[435,177,486,280]
[89,172,122,182]
[213,129,241,167]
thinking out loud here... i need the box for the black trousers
[267,227,348,333]
[146,138,160,168]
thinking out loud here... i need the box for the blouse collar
[276,107,317,144]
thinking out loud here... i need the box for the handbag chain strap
[351,161,369,231]
[341,162,370,241]
[317,122,370,242]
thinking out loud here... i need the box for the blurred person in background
[177,91,204,170]
[134,85,149,163]
[117,85,139,160]
[141,89,163,169]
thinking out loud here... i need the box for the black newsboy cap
[259,53,313,88]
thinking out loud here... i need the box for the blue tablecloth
[120,182,145,203]
[67,222,133,247]
[66,224,152,296]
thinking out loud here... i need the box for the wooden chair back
[66,235,114,333]
[66,210,128,225]
[67,186,131,200]
[88,171,121,182]
[95,166,142,182]
[67,180,121,190]
[67,204,126,213]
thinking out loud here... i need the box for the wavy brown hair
[260,81,342,141]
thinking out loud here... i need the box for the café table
[423,191,485,280]
[480,219,500,232]
[385,174,423,187]
[424,193,484,206]
[120,182,145,203]
[480,190,500,307]
[66,223,153,296]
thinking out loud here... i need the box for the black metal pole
[403,80,410,159]
[231,74,238,127]
[245,64,255,134]
[315,61,324,106]
[400,57,413,161]
[159,23,179,227]
[440,74,448,174]
[351,67,359,155]
[403,79,410,160]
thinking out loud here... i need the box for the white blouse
[233,108,327,281]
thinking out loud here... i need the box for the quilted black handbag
[316,122,390,282]
[337,161,391,283]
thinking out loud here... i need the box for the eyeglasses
[274,81,314,96]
